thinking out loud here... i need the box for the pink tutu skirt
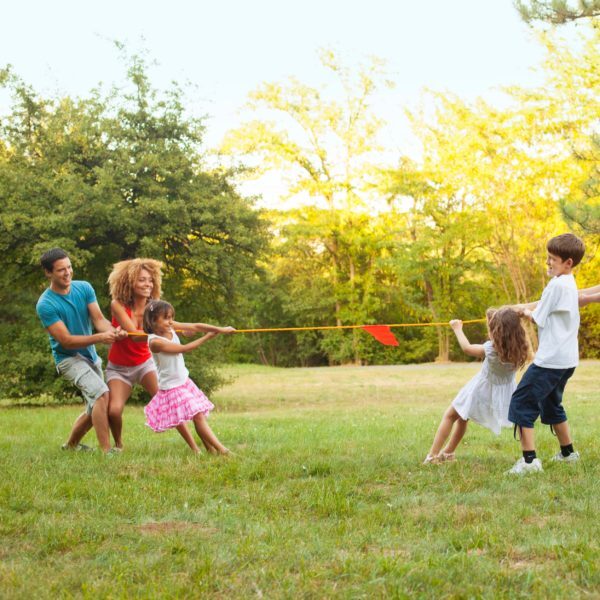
[144,378,214,432]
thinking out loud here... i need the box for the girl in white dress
[424,307,531,464]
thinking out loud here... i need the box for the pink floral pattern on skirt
[144,378,214,432]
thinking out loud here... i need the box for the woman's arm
[111,300,148,342]
[149,332,218,354]
[173,321,235,335]
[450,320,486,359]
[111,301,138,331]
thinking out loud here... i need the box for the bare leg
[519,426,535,452]
[428,406,462,457]
[65,412,93,447]
[192,414,229,454]
[140,371,159,397]
[91,393,112,453]
[551,421,572,446]
[176,423,201,453]
[443,418,468,454]
[107,379,132,449]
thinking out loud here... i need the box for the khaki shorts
[56,355,108,415]
[105,358,157,388]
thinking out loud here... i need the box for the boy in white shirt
[507,233,585,475]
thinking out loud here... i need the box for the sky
[0,0,554,204]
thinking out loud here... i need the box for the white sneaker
[506,457,543,475]
[550,451,580,463]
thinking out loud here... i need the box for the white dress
[451,341,517,435]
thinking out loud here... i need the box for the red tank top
[108,304,152,366]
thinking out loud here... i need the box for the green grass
[1,361,599,598]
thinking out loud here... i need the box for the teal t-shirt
[36,280,99,365]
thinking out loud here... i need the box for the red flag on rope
[361,325,399,346]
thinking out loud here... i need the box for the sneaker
[61,443,95,452]
[105,447,121,456]
[506,457,543,475]
[550,450,580,463]
[423,454,441,465]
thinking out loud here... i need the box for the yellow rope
[234,319,486,333]
[126,318,486,336]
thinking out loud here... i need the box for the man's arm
[46,302,126,349]
[46,320,119,349]
[88,301,115,333]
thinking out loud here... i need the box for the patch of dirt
[136,522,218,535]
[502,549,550,571]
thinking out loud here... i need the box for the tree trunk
[436,328,450,362]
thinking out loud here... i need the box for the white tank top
[147,330,189,390]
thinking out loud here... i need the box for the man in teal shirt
[36,248,126,453]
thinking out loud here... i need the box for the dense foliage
[0,19,598,400]
[0,57,267,399]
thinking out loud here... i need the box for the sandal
[61,443,94,452]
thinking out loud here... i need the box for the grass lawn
[1,361,599,598]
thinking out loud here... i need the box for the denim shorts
[105,358,157,388]
[508,364,575,428]
[56,355,109,415]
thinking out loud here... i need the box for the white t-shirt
[148,330,189,390]
[532,274,579,369]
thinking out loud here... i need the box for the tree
[515,0,600,24]
[222,50,394,363]
[514,5,600,235]
[0,56,267,398]
[381,21,599,358]
[560,134,600,235]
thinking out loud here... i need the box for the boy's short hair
[40,248,70,272]
[547,233,585,267]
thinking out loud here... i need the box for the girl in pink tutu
[142,300,234,454]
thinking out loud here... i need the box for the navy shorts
[508,364,575,428]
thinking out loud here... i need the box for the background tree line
[0,3,598,400]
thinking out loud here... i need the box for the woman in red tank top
[107,258,232,452]
[106,259,163,450]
